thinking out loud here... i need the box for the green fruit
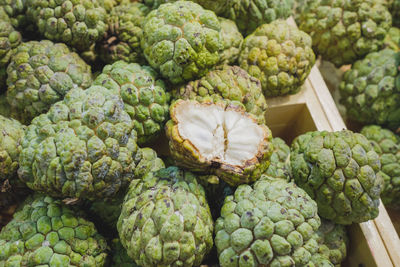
[361,125,400,209]
[218,17,243,65]
[0,194,108,266]
[296,0,392,67]
[173,65,267,124]
[165,99,273,186]
[0,0,28,29]
[291,130,384,224]
[314,219,348,266]
[339,48,400,130]
[93,61,170,145]
[310,253,335,267]
[263,137,292,180]
[111,238,139,267]
[239,20,315,97]
[6,40,93,124]
[141,1,223,84]
[221,0,294,35]
[384,27,400,51]
[27,0,108,51]
[215,176,321,266]
[88,147,165,229]
[100,2,150,64]
[117,166,214,267]
[18,86,140,201]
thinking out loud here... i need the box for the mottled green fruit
[222,0,294,35]
[339,48,400,130]
[18,86,140,201]
[311,253,335,267]
[215,177,321,266]
[0,194,108,266]
[93,61,170,145]
[296,0,392,67]
[27,0,108,51]
[361,125,400,209]
[0,0,29,29]
[6,40,93,124]
[88,148,165,229]
[218,18,243,65]
[118,166,214,267]
[263,137,292,180]
[141,1,223,84]
[0,8,21,68]
[111,238,139,267]
[384,27,400,51]
[291,130,384,224]
[100,2,150,64]
[166,99,273,186]
[173,65,267,124]
[239,20,315,97]
[314,219,348,266]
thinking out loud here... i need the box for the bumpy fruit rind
[296,0,392,67]
[291,130,384,224]
[239,20,315,97]
[93,61,170,145]
[0,194,108,266]
[173,65,267,124]
[218,18,243,65]
[18,86,140,201]
[263,137,292,180]
[215,177,321,266]
[141,1,223,84]
[118,166,214,267]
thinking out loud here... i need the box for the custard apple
[0,0,28,29]
[165,98,273,186]
[384,27,400,51]
[93,61,170,145]
[339,48,400,130]
[296,0,392,67]
[263,137,292,180]
[314,219,348,266]
[99,2,150,64]
[215,176,321,266]
[110,238,139,267]
[141,1,223,84]
[291,130,384,224]
[18,86,141,201]
[6,40,93,124]
[88,147,165,229]
[173,65,267,124]
[26,0,108,51]
[361,125,400,209]
[117,166,214,267]
[218,17,243,65]
[239,20,315,97]
[0,194,108,266]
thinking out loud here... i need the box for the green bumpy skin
[0,194,108,266]
[263,137,292,180]
[291,130,384,225]
[383,27,400,51]
[296,0,392,67]
[27,0,108,51]
[361,125,400,209]
[93,61,170,145]
[100,2,150,64]
[0,0,28,29]
[215,177,321,267]
[218,18,243,65]
[239,20,315,97]
[88,147,165,229]
[339,48,400,130]
[142,0,226,15]
[6,40,93,124]
[18,86,141,201]
[314,219,348,266]
[173,65,267,124]
[310,254,334,267]
[117,166,214,267]
[111,238,140,267]
[141,1,223,84]
[221,0,294,35]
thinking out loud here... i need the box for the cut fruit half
[166,99,273,186]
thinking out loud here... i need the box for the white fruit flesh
[175,101,265,166]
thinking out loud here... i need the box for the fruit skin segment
[291,130,384,225]
[117,166,214,267]
[165,98,273,186]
